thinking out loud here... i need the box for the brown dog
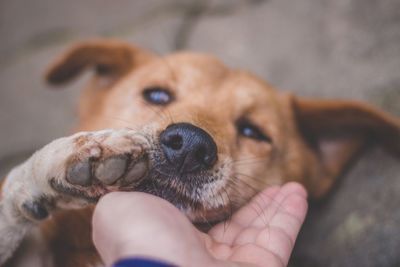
[1,39,399,267]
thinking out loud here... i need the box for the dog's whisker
[139,98,176,126]
[219,187,234,236]
[222,157,271,169]
[226,187,272,237]
[230,175,299,230]
[163,107,175,125]
[160,57,179,87]
[233,171,269,183]
[197,211,213,230]
[228,158,270,167]
[229,180,269,227]
[139,99,171,124]
[231,156,271,163]
[231,161,269,167]
[230,175,273,205]
[150,178,160,196]
[222,187,234,222]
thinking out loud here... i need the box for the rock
[291,149,400,267]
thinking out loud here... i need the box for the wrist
[113,257,177,267]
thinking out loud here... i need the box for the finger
[254,189,308,265]
[209,185,281,244]
[230,183,307,257]
[232,185,281,226]
[228,243,285,267]
[250,182,307,228]
[223,183,306,265]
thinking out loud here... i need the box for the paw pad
[95,155,128,185]
[22,200,49,221]
[66,159,92,186]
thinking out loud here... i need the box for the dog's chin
[135,179,197,210]
[134,169,232,226]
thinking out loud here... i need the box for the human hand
[92,182,308,267]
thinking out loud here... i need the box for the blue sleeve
[112,257,177,267]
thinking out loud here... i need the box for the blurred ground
[1,0,399,266]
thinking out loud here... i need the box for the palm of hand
[200,183,308,267]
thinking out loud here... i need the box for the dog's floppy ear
[46,39,154,86]
[291,96,400,197]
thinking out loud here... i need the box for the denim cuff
[113,257,177,267]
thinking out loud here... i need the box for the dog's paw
[2,129,150,223]
[52,129,149,199]
[0,129,151,263]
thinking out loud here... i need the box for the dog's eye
[236,120,272,143]
[142,87,173,105]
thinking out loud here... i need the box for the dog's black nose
[160,123,218,173]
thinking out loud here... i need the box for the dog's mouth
[133,153,233,224]
[135,178,201,212]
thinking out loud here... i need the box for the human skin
[92,182,308,267]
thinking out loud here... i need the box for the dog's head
[46,40,400,223]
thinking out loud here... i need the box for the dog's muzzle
[159,122,218,174]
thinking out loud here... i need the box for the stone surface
[187,0,400,110]
[1,0,400,266]
[291,149,400,267]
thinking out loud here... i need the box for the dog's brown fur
[4,39,400,267]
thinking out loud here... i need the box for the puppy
[1,39,399,267]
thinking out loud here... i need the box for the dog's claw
[66,160,92,186]
[95,155,128,185]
